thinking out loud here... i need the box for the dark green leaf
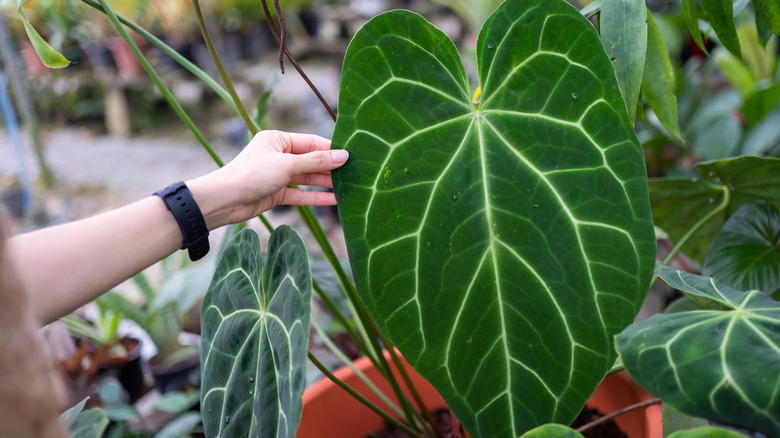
[642,11,683,142]
[520,424,584,438]
[617,266,780,437]
[700,0,742,58]
[200,226,311,438]
[600,0,647,123]
[755,11,774,47]
[332,1,656,436]
[754,0,780,36]
[649,156,780,262]
[703,201,780,295]
[668,426,751,438]
[682,0,708,55]
[16,0,71,68]
[662,404,709,436]
[741,83,780,126]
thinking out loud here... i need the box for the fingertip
[330,149,349,165]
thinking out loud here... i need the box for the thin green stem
[79,0,241,117]
[190,0,259,135]
[382,337,444,438]
[96,0,223,167]
[307,351,424,438]
[607,362,625,376]
[311,280,372,357]
[310,318,404,417]
[295,205,421,429]
[651,184,731,289]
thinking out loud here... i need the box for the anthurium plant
[21,0,780,436]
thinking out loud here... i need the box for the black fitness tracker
[154,182,210,261]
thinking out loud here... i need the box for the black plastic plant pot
[97,337,146,403]
[149,351,200,394]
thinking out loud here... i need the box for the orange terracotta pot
[299,351,661,438]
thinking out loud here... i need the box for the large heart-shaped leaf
[616,264,780,437]
[649,156,780,262]
[703,201,780,296]
[200,226,311,438]
[332,0,656,436]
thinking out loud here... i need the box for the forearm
[7,196,183,324]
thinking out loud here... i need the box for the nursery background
[0,0,779,437]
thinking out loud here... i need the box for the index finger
[285,132,333,154]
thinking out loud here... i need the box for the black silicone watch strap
[154,182,210,261]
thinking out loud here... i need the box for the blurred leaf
[150,255,217,315]
[754,0,780,36]
[600,0,647,122]
[692,114,741,160]
[103,406,141,421]
[16,0,71,68]
[700,0,742,58]
[741,82,780,126]
[755,11,774,46]
[736,22,777,81]
[742,107,780,155]
[97,378,123,406]
[703,201,780,295]
[60,398,109,438]
[154,412,202,438]
[713,48,754,97]
[668,426,753,437]
[663,404,709,436]
[155,390,200,413]
[682,0,708,54]
[649,156,780,261]
[520,424,584,437]
[618,265,780,437]
[642,11,684,142]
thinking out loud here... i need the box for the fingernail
[331,149,349,164]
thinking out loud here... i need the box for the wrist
[185,172,239,231]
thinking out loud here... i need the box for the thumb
[294,149,349,174]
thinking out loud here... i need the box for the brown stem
[259,0,337,122]
[273,0,287,73]
[575,398,662,434]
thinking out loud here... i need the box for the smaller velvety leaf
[682,0,708,54]
[700,0,742,58]
[600,0,647,122]
[642,11,683,142]
[617,266,780,437]
[753,0,780,36]
[668,426,750,438]
[16,0,71,69]
[520,424,584,438]
[200,226,311,438]
[703,201,780,295]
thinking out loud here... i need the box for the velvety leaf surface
[700,0,741,58]
[617,265,780,437]
[649,156,780,262]
[668,427,749,438]
[600,0,647,123]
[200,226,311,438]
[662,404,708,436]
[332,0,655,436]
[703,201,780,295]
[642,11,682,142]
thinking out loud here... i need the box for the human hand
[187,130,348,229]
